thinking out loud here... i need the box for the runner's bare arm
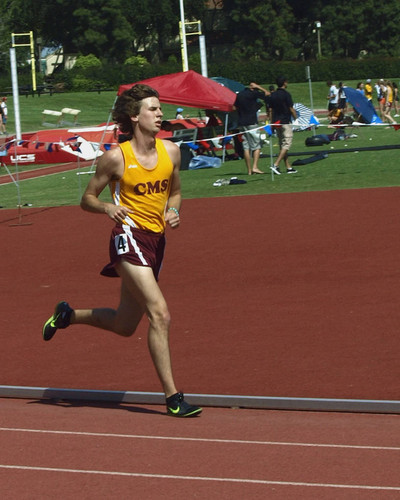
[80,147,132,223]
[163,140,182,229]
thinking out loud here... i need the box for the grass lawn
[0,79,399,209]
[3,78,398,134]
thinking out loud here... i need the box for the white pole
[10,48,22,141]
[315,21,322,58]
[306,65,316,136]
[10,47,23,211]
[179,0,188,71]
[269,132,275,180]
[222,113,228,162]
[199,35,208,77]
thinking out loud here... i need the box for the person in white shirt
[175,107,184,119]
[0,97,7,134]
[326,81,339,111]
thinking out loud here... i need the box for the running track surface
[1,187,400,498]
[0,187,399,399]
[1,398,400,499]
[0,161,92,185]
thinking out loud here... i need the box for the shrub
[71,76,95,91]
[74,54,102,70]
[124,55,149,67]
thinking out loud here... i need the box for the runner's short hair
[113,84,159,136]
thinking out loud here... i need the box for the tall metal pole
[10,48,22,141]
[179,0,188,71]
[306,65,316,136]
[29,31,37,91]
[315,21,322,58]
[10,47,22,214]
[199,35,207,77]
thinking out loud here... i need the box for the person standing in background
[327,81,339,111]
[337,82,347,112]
[269,76,298,175]
[392,81,400,117]
[364,79,373,102]
[0,97,7,134]
[234,82,270,175]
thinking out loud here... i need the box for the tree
[1,0,400,69]
[0,0,48,69]
[124,0,204,62]
[0,0,205,65]
[222,0,297,60]
[311,0,374,59]
[40,0,135,63]
[287,0,400,59]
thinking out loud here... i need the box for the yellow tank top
[387,86,393,103]
[110,138,173,233]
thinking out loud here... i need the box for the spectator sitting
[328,107,344,125]
[161,120,186,132]
[175,107,185,119]
[204,110,221,127]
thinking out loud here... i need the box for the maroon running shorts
[100,225,166,280]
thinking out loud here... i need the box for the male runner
[43,84,202,418]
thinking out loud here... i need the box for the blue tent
[210,77,245,94]
[343,87,382,124]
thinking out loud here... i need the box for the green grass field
[0,80,399,209]
[3,79,396,134]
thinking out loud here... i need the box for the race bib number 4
[115,233,129,255]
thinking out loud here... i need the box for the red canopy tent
[117,70,237,112]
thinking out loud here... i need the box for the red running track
[1,397,400,499]
[1,187,400,498]
[0,161,92,185]
[0,188,399,400]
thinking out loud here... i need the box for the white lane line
[1,427,399,451]
[1,464,400,491]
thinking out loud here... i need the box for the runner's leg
[71,280,145,336]
[116,260,178,398]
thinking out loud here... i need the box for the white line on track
[1,464,400,491]
[1,427,399,451]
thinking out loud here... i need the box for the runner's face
[133,96,163,133]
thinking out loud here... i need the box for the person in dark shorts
[42,84,202,418]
